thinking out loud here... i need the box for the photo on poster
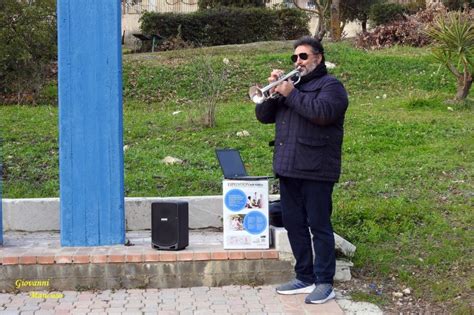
[245,191,265,209]
[228,214,245,231]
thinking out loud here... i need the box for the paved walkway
[0,286,386,315]
[0,232,383,314]
[0,285,355,315]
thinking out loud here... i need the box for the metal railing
[122,0,199,14]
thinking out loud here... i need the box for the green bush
[276,8,311,40]
[442,0,474,10]
[369,2,406,26]
[140,7,309,47]
[0,0,57,103]
[403,0,426,14]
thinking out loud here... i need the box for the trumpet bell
[248,86,265,104]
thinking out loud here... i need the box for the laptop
[215,148,272,180]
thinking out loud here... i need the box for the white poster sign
[222,179,269,249]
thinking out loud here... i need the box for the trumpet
[248,67,302,104]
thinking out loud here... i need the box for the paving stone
[193,301,212,308]
[89,302,108,309]
[121,308,142,314]
[140,306,160,313]
[18,305,39,311]
[54,303,74,311]
[160,298,176,305]
[3,301,23,308]
[107,300,125,308]
[106,308,124,314]
[2,309,20,314]
[125,302,143,309]
[210,304,230,310]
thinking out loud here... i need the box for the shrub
[404,0,426,15]
[187,54,229,128]
[0,0,57,104]
[355,19,432,49]
[356,7,443,49]
[369,2,406,26]
[426,10,474,100]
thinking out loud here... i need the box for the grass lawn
[1,40,473,312]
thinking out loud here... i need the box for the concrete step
[0,230,353,292]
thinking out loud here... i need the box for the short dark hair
[293,36,324,55]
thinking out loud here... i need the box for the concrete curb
[1,196,279,232]
[272,227,355,281]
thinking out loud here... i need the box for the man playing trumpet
[255,36,348,304]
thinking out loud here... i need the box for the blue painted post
[1,157,3,246]
[58,0,125,246]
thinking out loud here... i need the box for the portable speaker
[151,201,189,250]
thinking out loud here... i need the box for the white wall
[122,14,141,48]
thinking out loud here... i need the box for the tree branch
[291,0,320,15]
[447,62,462,78]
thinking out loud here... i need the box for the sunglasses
[291,52,315,62]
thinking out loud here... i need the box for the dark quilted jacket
[255,72,349,182]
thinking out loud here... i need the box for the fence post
[57,0,125,246]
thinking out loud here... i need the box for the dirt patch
[337,276,452,314]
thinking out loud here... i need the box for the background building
[121,0,440,47]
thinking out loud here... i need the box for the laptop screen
[215,149,248,179]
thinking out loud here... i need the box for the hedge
[140,7,310,47]
[369,3,407,26]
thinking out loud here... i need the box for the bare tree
[291,0,330,40]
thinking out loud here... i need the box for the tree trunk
[361,14,368,33]
[330,0,341,41]
[361,20,367,33]
[455,74,473,100]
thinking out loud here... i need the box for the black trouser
[279,176,336,285]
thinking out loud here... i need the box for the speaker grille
[153,206,178,246]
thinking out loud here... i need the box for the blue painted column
[58,0,125,246]
[0,157,3,246]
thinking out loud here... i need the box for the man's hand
[268,69,283,95]
[274,80,294,97]
[268,69,284,83]
[267,69,295,97]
